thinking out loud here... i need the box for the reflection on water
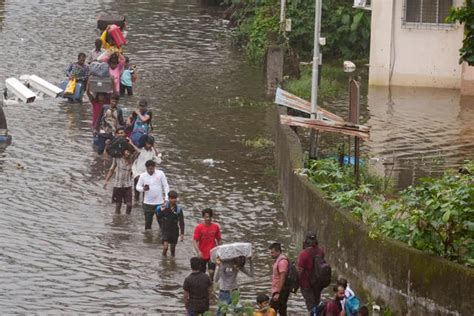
[366,86,474,188]
[306,81,473,188]
[0,0,302,314]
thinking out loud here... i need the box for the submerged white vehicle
[2,75,62,144]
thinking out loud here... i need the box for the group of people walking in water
[63,18,369,316]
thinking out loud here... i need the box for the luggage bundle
[97,15,126,32]
[89,61,112,93]
[88,76,112,94]
[90,61,110,77]
[210,242,252,263]
[59,79,83,102]
[106,136,133,158]
[108,24,127,47]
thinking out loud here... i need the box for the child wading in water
[120,56,136,96]
[156,190,184,256]
[254,294,277,316]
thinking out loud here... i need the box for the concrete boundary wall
[273,109,474,315]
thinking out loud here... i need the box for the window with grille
[403,0,454,27]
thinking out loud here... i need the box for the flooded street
[0,0,300,313]
[1,0,473,314]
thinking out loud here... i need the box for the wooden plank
[281,115,370,133]
[274,88,345,123]
[280,115,370,140]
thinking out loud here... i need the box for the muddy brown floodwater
[1,0,473,314]
[0,0,306,313]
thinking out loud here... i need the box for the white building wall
[369,0,465,89]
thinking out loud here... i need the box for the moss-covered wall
[273,108,474,315]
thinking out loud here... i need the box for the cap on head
[304,231,317,244]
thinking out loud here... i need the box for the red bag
[108,24,127,47]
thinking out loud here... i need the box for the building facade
[369,0,474,94]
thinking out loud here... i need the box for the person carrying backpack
[268,242,291,316]
[95,94,125,154]
[323,285,346,316]
[297,232,328,313]
[336,278,360,316]
[127,99,152,147]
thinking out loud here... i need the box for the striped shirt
[111,157,133,188]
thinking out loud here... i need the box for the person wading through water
[156,190,184,257]
[104,136,136,214]
[268,242,291,316]
[183,257,212,316]
[131,135,160,202]
[297,231,326,312]
[193,208,222,282]
[135,160,169,230]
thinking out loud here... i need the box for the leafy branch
[447,0,474,65]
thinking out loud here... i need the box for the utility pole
[309,0,322,158]
[280,0,286,27]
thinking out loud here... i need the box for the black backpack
[311,253,332,290]
[281,258,299,294]
[106,136,131,158]
[310,301,327,316]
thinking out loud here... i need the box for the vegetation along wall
[273,109,474,315]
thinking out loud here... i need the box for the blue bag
[345,295,360,316]
[59,80,84,102]
[130,129,147,148]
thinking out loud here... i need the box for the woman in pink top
[107,53,125,94]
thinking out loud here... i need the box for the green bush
[228,0,280,64]
[306,158,474,266]
[284,64,346,101]
[216,289,254,315]
[375,162,474,264]
[242,136,275,149]
[225,0,371,64]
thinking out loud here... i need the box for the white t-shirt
[341,284,356,311]
[132,147,161,178]
[136,170,169,205]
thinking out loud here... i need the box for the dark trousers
[120,84,133,96]
[143,204,157,230]
[133,176,140,200]
[301,286,322,311]
[270,290,290,316]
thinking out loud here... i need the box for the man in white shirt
[136,160,169,230]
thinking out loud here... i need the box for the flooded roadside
[0,0,304,313]
[308,69,474,189]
